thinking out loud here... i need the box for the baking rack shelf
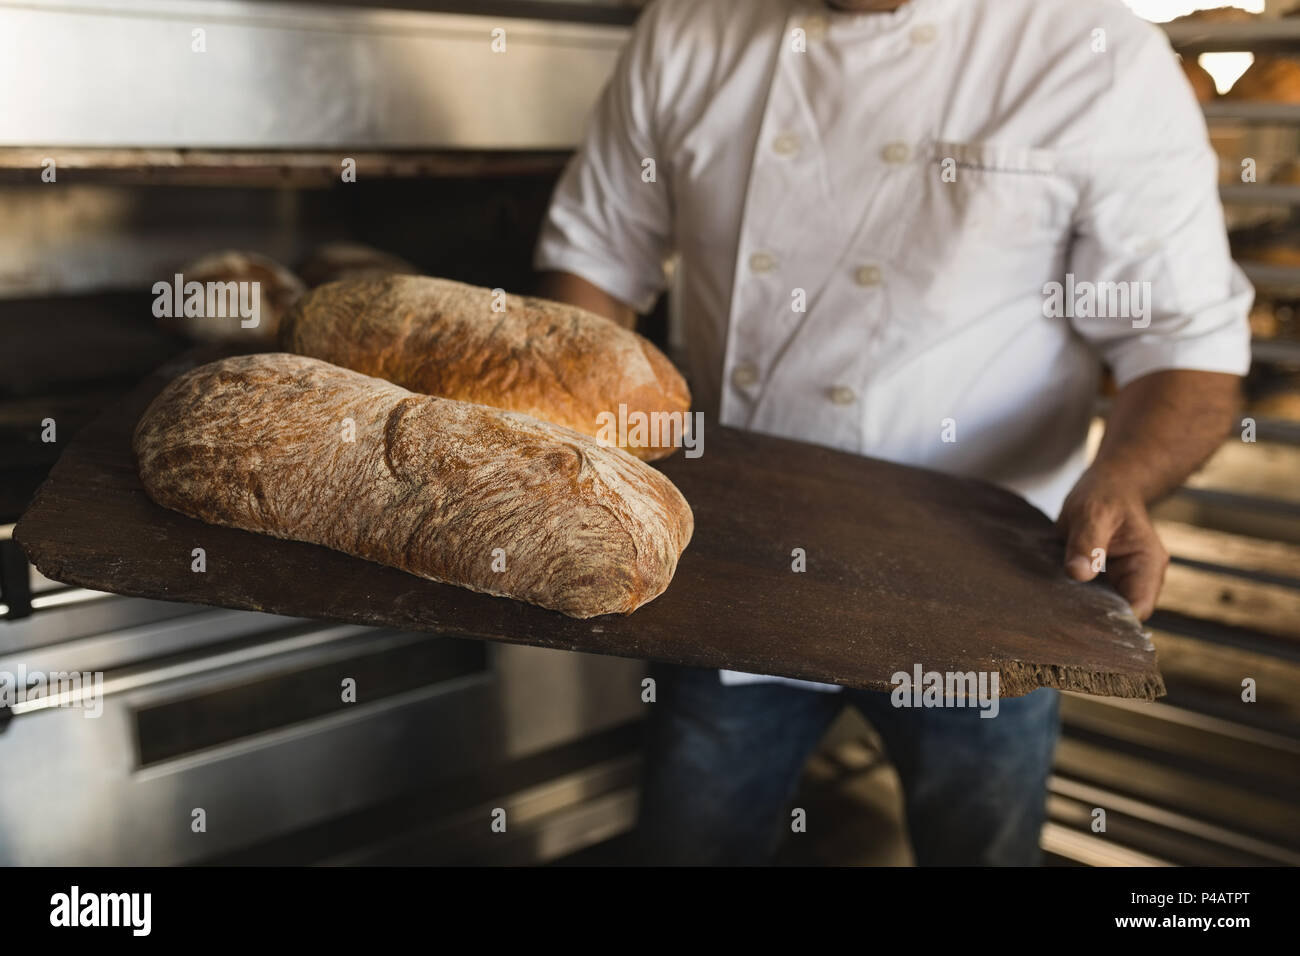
[1219,183,1300,204]
[0,148,571,187]
[1202,102,1300,124]
[1253,337,1300,366]
[1162,18,1300,54]
[1242,262,1300,291]
[1255,415,1300,444]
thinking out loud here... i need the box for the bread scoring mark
[382,397,418,481]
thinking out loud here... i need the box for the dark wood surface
[0,149,572,188]
[14,350,1164,699]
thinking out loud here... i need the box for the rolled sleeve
[1101,263,1253,387]
[1067,27,1252,389]
[533,2,675,313]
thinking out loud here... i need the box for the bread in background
[161,250,305,346]
[1244,243,1300,267]
[1171,6,1257,24]
[1250,387,1300,421]
[296,242,421,288]
[280,275,693,461]
[1224,55,1300,103]
[1271,159,1300,185]
[1250,301,1280,339]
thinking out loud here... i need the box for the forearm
[1058,369,1241,619]
[536,270,638,330]
[1086,369,1242,504]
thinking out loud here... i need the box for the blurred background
[0,0,1296,866]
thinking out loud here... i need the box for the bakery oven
[0,0,654,865]
[2,0,1299,871]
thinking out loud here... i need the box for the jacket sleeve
[1066,26,1252,387]
[533,1,677,312]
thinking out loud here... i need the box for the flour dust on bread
[133,354,694,618]
[279,275,691,461]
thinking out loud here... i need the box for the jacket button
[911,24,937,45]
[854,265,883,286]
[829,385,857,406]
[772,132,801,156]
[882,142,910,164]
[731,362,760,389]
[748,251,777,273]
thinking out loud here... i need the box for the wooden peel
[15,348,1163,700]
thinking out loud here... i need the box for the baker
[534,0,1251,865]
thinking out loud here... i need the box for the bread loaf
[133,354,694,618]
[1225,55,1300,103]
[162,250,306,346]
[279,275,691,461]
[1171,6,1255,23]
[296,242,420,288]
[1245,243,1300,268]
[1271,159,1300,185]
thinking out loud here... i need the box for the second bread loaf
[279,275,691,461]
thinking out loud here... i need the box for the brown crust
[132,353,694,618]
[1180,55,1218,103]
[1171,6,1256,24]
[279,275,692,461]
[1250,388,1300,420]
[1244,243,1300,267]
[1224,55,1300,103]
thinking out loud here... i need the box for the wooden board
[13,350,1164,699]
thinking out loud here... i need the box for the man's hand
[1058,472,1168,620]
[1058,369,1241,620]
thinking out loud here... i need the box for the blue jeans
[636,664,1060,866]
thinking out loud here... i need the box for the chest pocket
[880,140,1077,322]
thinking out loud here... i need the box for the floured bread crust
[133,353,694,618]
[279,275,692,461]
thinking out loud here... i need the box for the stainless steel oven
[0,0,652,866]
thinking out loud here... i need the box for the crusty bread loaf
[1271,159,1300,185]
[133,354,694,618]
[163,250,306,346]
[1225,55,1300,103]
[1244,243,1300,268]
[1250,301,1280,339]
[279,275,691,461]
[1252,389,1300,420]
[1171,6,1255,24]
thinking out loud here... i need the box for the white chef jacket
[534,0,1252,690]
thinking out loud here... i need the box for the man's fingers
[1059,480,1171,619]
[1108,548,1169,621]
[1063,501,1125,582]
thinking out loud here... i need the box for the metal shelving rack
[1162,17,1300,52]
[1162,16,1300,436]
[1024,16,1300,870]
